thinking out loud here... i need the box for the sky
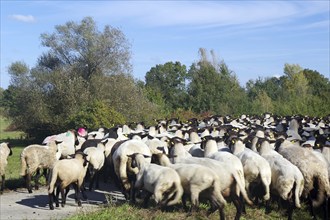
[1,1,329,89]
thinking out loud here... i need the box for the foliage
[187,48,248,115]
[145,61,188,111]
[40,16,132,79]
[67,100,125,130]
[1,17,162,139]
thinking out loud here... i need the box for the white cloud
[9,14,36,23]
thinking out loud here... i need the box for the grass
[66,198,316,220]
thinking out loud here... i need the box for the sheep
[275,138,330,220]
[168,137,253,220]
[111,139,152,200]
[152,152,227,219]
[228,136,272,206]
[43,130,76,159]
[48,151,89,210]
[0,142,13,193]
[256,138,304,220]
[20,140,61,193]
[127,153,184,208]
[83,142,106,191]
[200,135,249,211]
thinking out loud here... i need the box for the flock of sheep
[0,113,329,220]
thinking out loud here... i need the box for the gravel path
[0,183,125,220]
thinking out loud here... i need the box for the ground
[0,182,125,220]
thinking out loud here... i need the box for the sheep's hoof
[56,203,59,207]
[28,189,32,194]
[49,205,54,210]
[61,203,65,207]
[78,201,82,207]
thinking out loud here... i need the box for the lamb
[20,140,61,193]
[127,153,184,208]
[275,138,330,220]
[48,151,89,210]
[168,137,253,220]
[256,138,304,220]
[153,152,227,219]
[0,142,13,193]
[83,142,106,191]
[229,136,272,205]
[111,139,152,200]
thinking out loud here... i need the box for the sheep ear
[127,154,135,158]
[55,140,63,145]
[156,146,165,153]
[143,154,151,158]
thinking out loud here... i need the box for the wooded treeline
[1,17,329,140]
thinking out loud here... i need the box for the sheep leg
[73,184,82,207]
[323,196,328,220]
[308,194,317,220]
[285,199,294,220]
[143,191,153,208]
[1,174,5,193]
[55,185,60,207]
[265,197,272,214]
[25,173,33,193]
[182,194,189,212]
[188,190,200,216]
[240,194,246,214]
[233,196,243,220]
[60,187,66,207]
[48,191,55,210]
[34,168,43,190]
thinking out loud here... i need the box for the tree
[2,17,160,139]
[145,61,188,110]
[187,48,247,115]
[40,16,131,80]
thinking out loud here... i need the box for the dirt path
[0,183,125,220]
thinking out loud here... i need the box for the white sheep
[256,138,304,219]
[111,139,152,200]
[168,137,253,220]
[43,130,76,159]
[153,152,227,218]
[128,153,184,207]
[229,137,272,204]
[20,140,61,193]
[48,151,89,210]
[275,138,330,219]
[83,142,106,191]
[0,142,13,193]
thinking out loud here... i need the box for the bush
[67,100,126,130]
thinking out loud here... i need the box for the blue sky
[1,1,329,89]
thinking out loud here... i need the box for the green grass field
[0,117,34,190]
[0,116,323,220]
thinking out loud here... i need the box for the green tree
[145,61,188,110]
[40,16,131,79]
[187,48,247,115]
[3,17,160,139]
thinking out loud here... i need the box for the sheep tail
[232,171,253,205]
[312,174,330,207]
[20,152,27,177]
[294,179,303,208]
[48,167,58,194]
[166,180,184,206]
